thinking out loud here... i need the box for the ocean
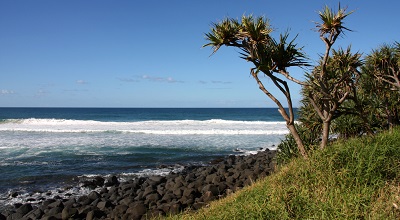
[0,108,290,208]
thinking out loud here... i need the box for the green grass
[165,127,400,220]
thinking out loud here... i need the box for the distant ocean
[0,108,291,208]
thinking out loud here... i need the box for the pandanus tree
[306,47,363,147]
[365,42,400,92]
[305,5,362,149]
[362,42,400,129]
[204,16,309,158]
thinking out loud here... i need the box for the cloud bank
[0,89,15,95]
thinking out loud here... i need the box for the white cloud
[76,80,89,85]
[141,75,183,83]
[0,89,15,95]
[35,89,49,97]
[211,80,232,84]
[198,80,232,84]
[117,77,139,83]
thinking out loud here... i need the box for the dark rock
[48,206,63,216]
[77,206,93,216]
[105,175,119,187]
[24,208,44,220]
[113,204,128,214]
[121,183,137,191]
[108,191,120,201]
[26,197,36,202]
[0,150,277,220]
[148,175,166,184]
[13,203,22,209]
[202,184,219,196]
[61,206,78,220]
[63,198,76,208]
[82,176,105,189]
[168,203,182,215]
[176,186,187,197]
[97,200,113,210]
[48,200,64,209]
[201,191,216,203]
[86,210,105,220]
[10,192,18,198]
[41,215,61,220]
[90,198,100,207]
[126,202,146,216]
[192,202,206,210]
[94,176,105,187]
[161,192,176,202]
[156,184,166,195]
[16,203,32,216]
[119,197,134,206]
[183,188,196,198]
[142,186,155,197]
[145,193,160,205]
[6,212,23,220]
[77,195,92,206]
[205,173,217,183]
[209,157,225,164]
[88,191,100,201]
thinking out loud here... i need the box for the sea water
[0,108,290,208]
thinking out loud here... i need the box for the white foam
[0,118,289,135]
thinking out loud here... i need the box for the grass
[164,127,400,220]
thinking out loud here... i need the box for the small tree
[306,46,363,148]
[305,5,362,149]
[204,16,309,158]
[362,43,400,129]
[365,42,400,92]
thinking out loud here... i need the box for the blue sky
[0,0,399,107]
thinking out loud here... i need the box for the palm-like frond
[204,14,308,82]
[203,18,240,54]
[366,44,398,73]
[270,33,310,71]
[330,46,363,72]
[396,41,400,67]
[239,15,272,43]
[316,4,353,37]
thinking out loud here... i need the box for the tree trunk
[287,123,308,159]
[321,120,330,149]
[385,100,394,130]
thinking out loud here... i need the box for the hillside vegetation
[167,128,400,219]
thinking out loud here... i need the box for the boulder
[61,206,78,220]
[126,202,146,216]
[16,203,32,216]
[105,175,119,187]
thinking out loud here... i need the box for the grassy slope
[167,128,400,220]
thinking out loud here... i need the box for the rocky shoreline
[0,149,276,220]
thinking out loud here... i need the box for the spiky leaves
[204,15,308,82]
[306,47,362,148]
[307,47,362,106]
[271,34,309,72]
[316,4,353,46]
[204,18,241,54]
[364,43,400,91]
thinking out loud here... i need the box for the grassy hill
[167,128,400,219]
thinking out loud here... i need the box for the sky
[0,0,399,108]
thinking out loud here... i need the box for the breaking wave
[0,118,289,135]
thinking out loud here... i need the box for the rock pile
[0,149,276,220]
